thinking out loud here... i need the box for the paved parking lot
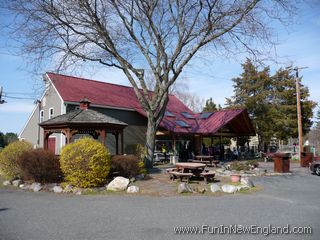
[0,163,319,240]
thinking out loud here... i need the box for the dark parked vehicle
[310,160,320,176]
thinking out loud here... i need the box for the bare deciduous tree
[3,0,296,166]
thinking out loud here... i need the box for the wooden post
[115,132,119,155]
[121,130,124,154]
[100,129,106,146]
[44,131,49,150]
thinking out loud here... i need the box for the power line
[3,95,35,100]
[3,91,35,96]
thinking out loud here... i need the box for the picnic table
[194,155,220,167]
[175,162,206,177]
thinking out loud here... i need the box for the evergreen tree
[227,60,316,150]
[272,68,315,139]
[4,133,18,145]
[0,132,5,148]
[203,98,220,112]
[226,59,274,151]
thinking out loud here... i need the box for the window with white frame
[40,110,44,122]
[49,108,54,119]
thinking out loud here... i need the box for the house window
[49,108,54,119]
[40,110,44,122]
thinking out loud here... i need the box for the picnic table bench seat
[191,160,211,165]
[170,172,194,183]
[200,171,215,184]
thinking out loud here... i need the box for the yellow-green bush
[0,141,33,179]
[135,144,147,175]
[60,137,111,188]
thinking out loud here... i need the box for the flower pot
[230,174,241,183]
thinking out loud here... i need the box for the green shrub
[230,160,260,171]
[60,137,111,188]
[135,144,147,174]
[17,149,62,183]
[245,160,259,168]
[111,154,145,178]
[230,161,250,171]
[0,141,33,179]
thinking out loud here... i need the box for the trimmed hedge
[60,137,111,188]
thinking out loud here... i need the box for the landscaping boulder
[236,184,250,191]
[31,182,42,192]
[63,184,73,193]
[221,184,238,194]
[106,177,130,191]
[53,186,63,193]
[12,179,23,187]
[210,184,221,193]
[193,186,206,194]
[74,189,82,195]
[3,180,11,186]
[177,182,192,194]
[127,186,140,193]
[19,184,30,190]
[135,174,145,180]
[241,177,255,188]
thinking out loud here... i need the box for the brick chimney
[79,97,91,110]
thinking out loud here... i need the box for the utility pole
[293,67,307,166]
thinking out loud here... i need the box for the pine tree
[226,58,274,151]
[203,98,219,112]
[272,68,315,139]
[227,60,316,150]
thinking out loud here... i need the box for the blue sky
[0,2,319,134]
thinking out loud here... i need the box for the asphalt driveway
[1,164,319,240]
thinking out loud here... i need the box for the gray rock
[106,177,130,191]
[63,184,73,193]
[177,182,193,194]
[135,174,145,180]
[92,187,106,192]
[241,177,255,188]
[193,186,206,194]
[53,186,63,193]
[236,184,250,191]
[221,184,238,194]
[44,183,58,191]
[31,182,42,192]
[130,177,136,183]
[12,179,23,187]
[210,184,221,193]
[127,185,140,193]
[3,180,11,186]
[20,184,30,190]
[75,189,82,195]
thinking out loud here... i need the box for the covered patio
[39,98,127,154]
[155,109,256,162]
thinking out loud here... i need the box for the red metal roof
[47,72,255,135]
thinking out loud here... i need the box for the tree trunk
[145,116,157,169]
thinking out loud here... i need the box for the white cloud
[0,102,35,113]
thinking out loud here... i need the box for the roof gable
[47,72,255,135]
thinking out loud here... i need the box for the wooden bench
[211,160,220,168]
[200,171,215,184]
[170,172,194,183]
[166,168,180,180]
